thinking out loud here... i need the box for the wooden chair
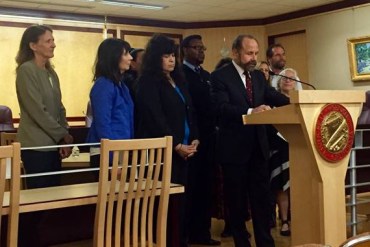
[0,142,21,247]
[93,136,173,247]
[0,105,15,131]
[340,232,370,247]
[0,132,26,190]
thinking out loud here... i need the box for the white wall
[266,4,370,90]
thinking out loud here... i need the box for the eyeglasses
[281,77,295,82]
[187,45,207,51]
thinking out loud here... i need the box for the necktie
[194,66,201,74]
[244,71,253,104]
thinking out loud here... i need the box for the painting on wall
[348,36,370,81]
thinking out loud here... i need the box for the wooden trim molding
[13,116,85,124]
[268,30,306,46]
[0,1,369,29]
[66,116,86,122]
[180,19,265,29]
[264,0,370,25]
[121,30,182,43]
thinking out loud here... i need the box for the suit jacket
[182,64,216,140]
[210,62,289,164]
[135,74,198,147]
[16,60,69,150]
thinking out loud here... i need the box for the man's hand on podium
[252,104,271,113]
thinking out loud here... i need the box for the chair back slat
[123,149,138,247]
[142,148,155,247]
[105,151,118,247]
[136,149,147,247]
[0,142,21,247]
[0,159,6,222]
[131,149,146,247]
[118,150,130,247]
[93,136,172,247]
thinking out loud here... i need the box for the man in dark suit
[210,34,290,247]
[181,35,220,246]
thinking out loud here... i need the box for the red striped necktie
[244,71,253,104]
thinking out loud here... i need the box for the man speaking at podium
[210,34,289,247]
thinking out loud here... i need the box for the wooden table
[5,153,90,183]
[2,181,184,214]
[62,152,90,168]
[5,152,90,179]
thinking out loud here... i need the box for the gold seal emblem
[315,104,354,162]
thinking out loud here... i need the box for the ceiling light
[3,0,94,8]
[100,0,167,10]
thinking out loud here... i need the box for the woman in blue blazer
[86,38,134,168]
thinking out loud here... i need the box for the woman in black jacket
[135,34,199,247]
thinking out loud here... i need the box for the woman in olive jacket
[15,25,73,189]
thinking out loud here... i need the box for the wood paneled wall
[0,17,267,117]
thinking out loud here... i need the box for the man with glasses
[266,43,302,90]
[181,35,220,246]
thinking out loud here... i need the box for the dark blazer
[210,62,289,164]
[135,74,198,147]
[182,64,216,140]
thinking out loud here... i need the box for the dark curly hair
[140,34,184,83]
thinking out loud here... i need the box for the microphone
[269,70,316,90]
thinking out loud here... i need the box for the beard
[272,59,286,71]
[243,60,257,72]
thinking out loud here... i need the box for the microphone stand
[269,71,316,90]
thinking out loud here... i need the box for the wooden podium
[242,90,365,246]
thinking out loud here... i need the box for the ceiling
[0,0,350,23]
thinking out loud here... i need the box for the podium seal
[315,103,354,162]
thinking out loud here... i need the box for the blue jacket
[86,76,134,143]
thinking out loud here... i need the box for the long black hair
[140,34,184,84]
[16,25,53,70]
[94,38,131,84]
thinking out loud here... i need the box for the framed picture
[347,36,370,81]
